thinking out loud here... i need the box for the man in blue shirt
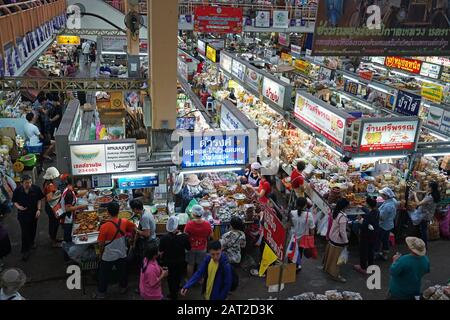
[389,237,430,300]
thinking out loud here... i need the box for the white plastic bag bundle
[337,247,348,266]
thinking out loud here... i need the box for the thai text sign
[262,206,285,260]
[385,57,422,74]
[194,6,243,34]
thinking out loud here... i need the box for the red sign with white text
[385,57,422,74]
[262,206,285,260]
[358,70,374,81]
[194,6,243,34]
[359,120,419,153]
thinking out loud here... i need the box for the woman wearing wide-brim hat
[0,268,26,300]
[42,167,62,248]
[388,237,430,300]
[180,174,204,212]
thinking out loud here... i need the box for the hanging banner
[425,105,444,130]
[419,62,441,79]
[385,57,422,74]
[440,110,450,134]
[255,11,270,28]
[425,57,450,68]
[180,131,249,168]
[272,10,289,29]
[197,39,206,56]
[394,90,422,116]
[57,35,80,46]
[194,6,243,34]
[359,120,419,153]
[294,93,346,147]
[421,82,444,103]
[206,45,218,63]
[312,0,450,56]
[262,206,285,260]
[245,68,263,92]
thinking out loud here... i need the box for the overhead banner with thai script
[312,0,450,56]
[359,119,420,153]
[294,93,346,147]
[194,6,243,34]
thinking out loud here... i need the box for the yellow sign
[421,82,444,103]
[294,59,310,73]
[259,244,278,277]
[206,45,217,63]
[57,35,81,46]
[281,53,293,65]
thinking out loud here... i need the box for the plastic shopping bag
[409,208,425,226]
[337,247,348,266]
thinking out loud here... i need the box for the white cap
[379,187,395,199]
[251,162,262,170]
[166,216,179,233]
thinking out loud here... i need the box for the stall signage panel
[358,70,374,81]
[231,59,246,81]
[245,68,263,92]
[359,120,419,153]
[425,105,444,130]
[70,143,137,176]
[394,90,422,116]
[181,132,249,168]
[273,10,290,29]
[177,57,189,81]
[255,11,270,28]
[294,59,310,73]
[92,175,113,189]
[440,110,450,134]
[57,35,80,45]
[344,79,360,96]
[370,57,386,65]
[278,33,289,47]
[318,67,332,81]
[262,206,285,260]
[220,52,232,74]
[197,39,206,56]
[206,45,218,63]
[421,82,444,103]
[262,77,285,108]
[290,45,302,58]
[220,104,245,131]
[194,6,243,34]
[425,57,450,68]
[102,36,127,52]
[294,94,346,146]
[420,62,441,79]
[118,175,159,190]
[385,57,422,74]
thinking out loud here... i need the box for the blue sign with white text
[394,90,421,116]
[181,133,249,168]
[118,175,159,190]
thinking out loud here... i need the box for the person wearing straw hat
[180,174,204,212]
[159,216,191,300]
[388,237,430,300]
[376,187,398,261]
[42,167,62,248]
[0,268,26,300]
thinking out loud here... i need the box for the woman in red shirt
[42,167,61,248]
[290,161,306,197]
[255,175,272,205]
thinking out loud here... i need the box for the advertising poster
[245,68,263,92]
[220,52,232,74]
[385,57,422,74]
[421,82,444,103]
[255,11,270,28]
[278,33,289,47]
[312,0,450,56]
[181,132,249,168]
[57,35,81,46]
[206,45,218,63]
[440,110,450,134]
[425,105,444,130]
[231,59,246,82]
[394,90,422,116]
[197,39,206,56]
[359,120,419,153]
[294,93,346,147]
[262,206,286,260]
[262,77,286,108]
[273,10,290,28]
[194,6,243,34]
[420,62,441,79]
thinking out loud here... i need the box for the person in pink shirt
[139,246,168,300]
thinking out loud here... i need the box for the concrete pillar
[148,0,178,130]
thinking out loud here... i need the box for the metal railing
[103,0,317,20]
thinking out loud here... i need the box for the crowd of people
[0,162,446,301]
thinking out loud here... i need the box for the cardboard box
[266,263,297,287]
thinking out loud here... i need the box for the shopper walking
[388,237,430,300]
[290,197,315,271]
[130,199,157,266]
[12,175,44,261]
[184,205,213,279]
[322,198,350,283]
[376,187,398,261]
[139,245,168,300]
[159,216,191,300]
[181,241,233,300]
[290,160,306,198]
[94,202,136,299]
[354,196,380,274]
[220,217,246,266]
[0,268,26,300]
[42,167,62,248]
[412,181,441,246]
